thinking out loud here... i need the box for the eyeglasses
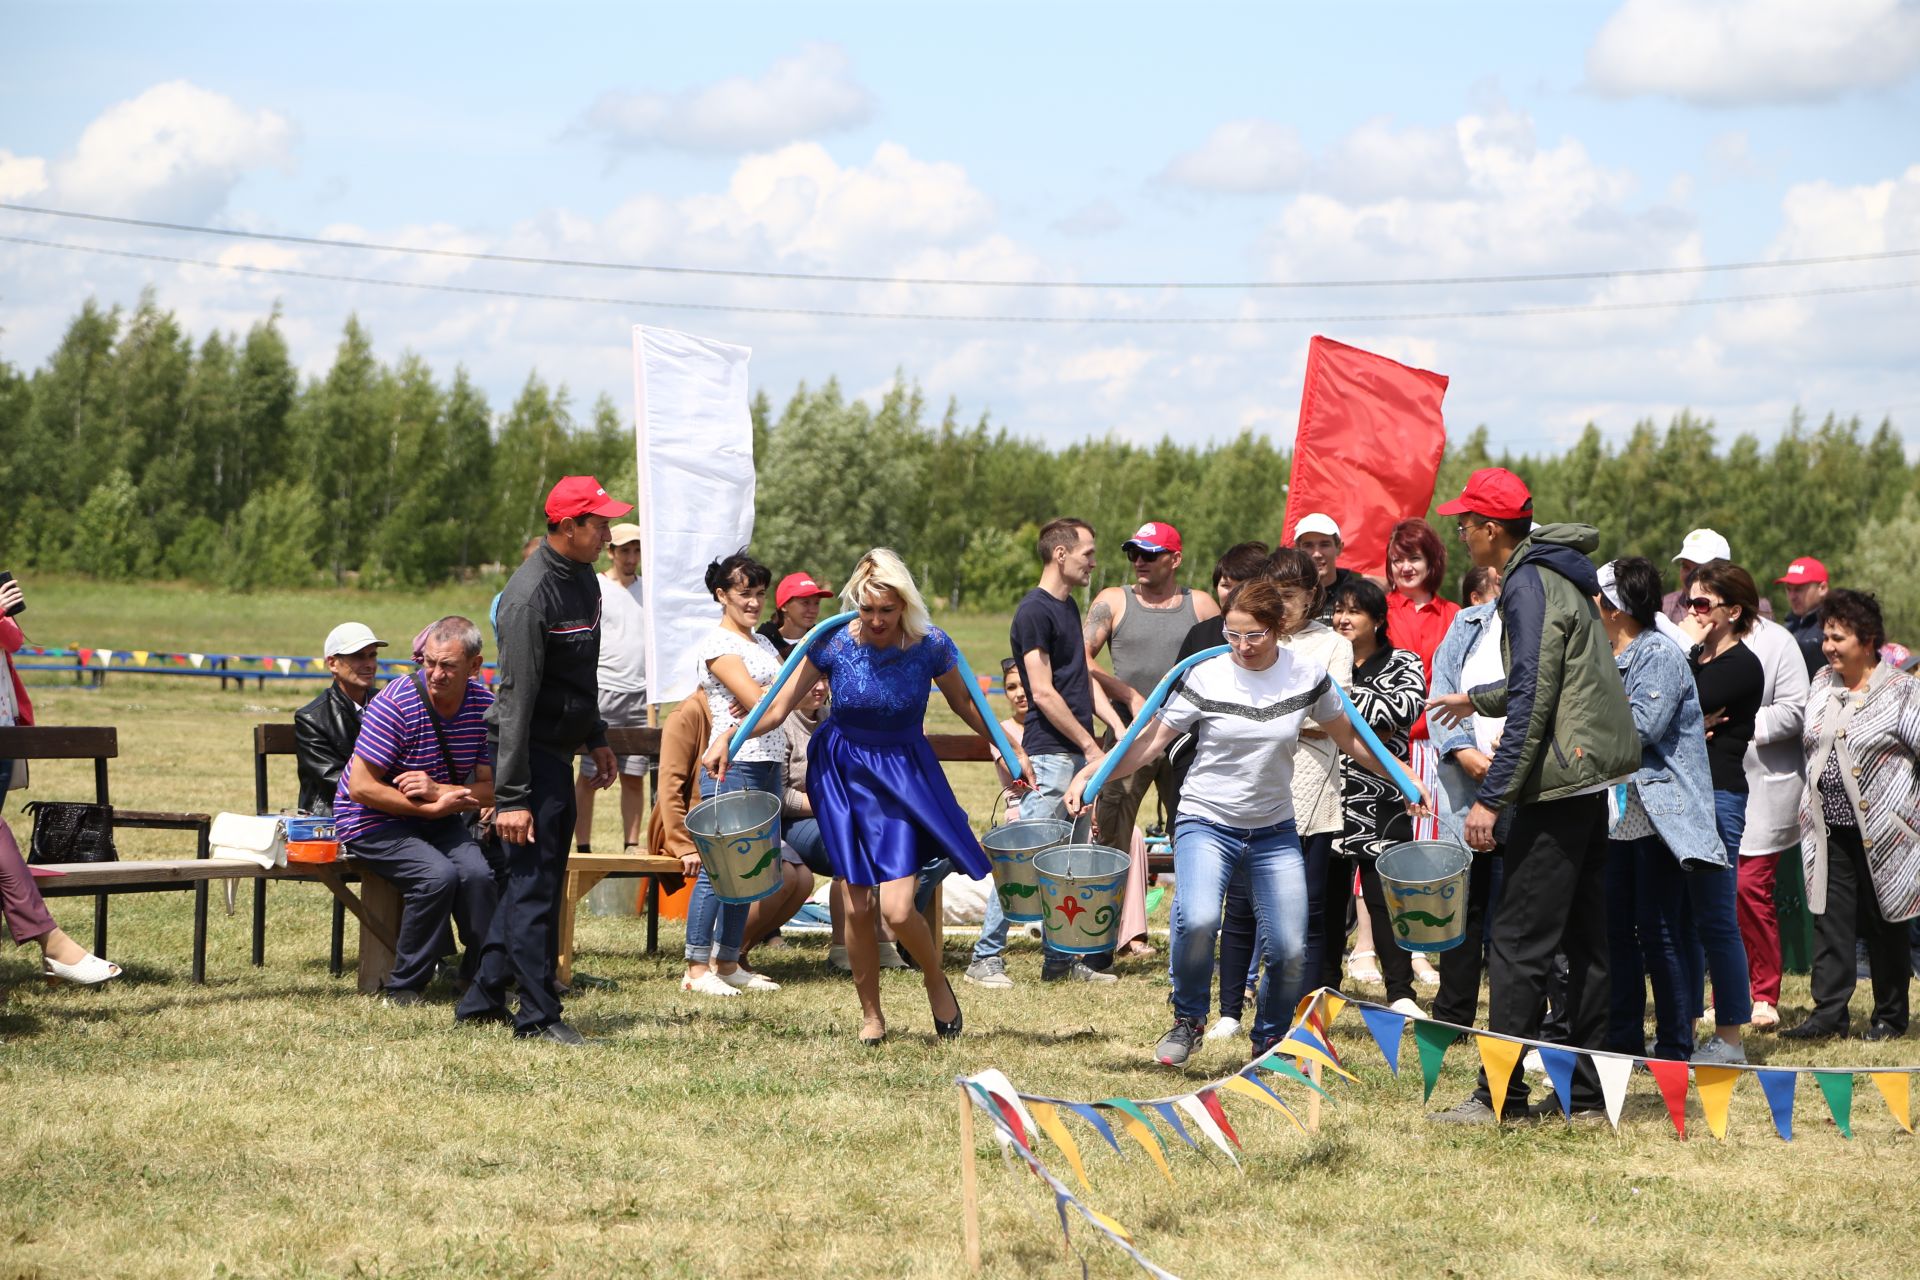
[1125,547,1168,563]
[1224,628,1271,645]
[1685,597,1726,614]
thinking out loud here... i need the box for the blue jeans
[972,751,1085,972]
[1604,836,1696,1058]
[685,759,782,964]
[1686,791,1754,1027]
[1169,815,1305,1047]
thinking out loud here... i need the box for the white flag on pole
[634,325,756,706]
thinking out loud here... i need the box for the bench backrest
[0,726,116,803]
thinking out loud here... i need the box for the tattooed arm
[1084,587,1144,715]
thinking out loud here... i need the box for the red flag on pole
[1281,336,1449,577]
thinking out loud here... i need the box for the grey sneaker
[1690,1036,1748,1066]
[1155,1017,1206,1066]
[964,957,1014,989]
[1427,1096,1502,1126]
[1042,960,1119,985]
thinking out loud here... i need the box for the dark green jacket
[1467,524,1640,812]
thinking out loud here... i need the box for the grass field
[2,578,1917,1279]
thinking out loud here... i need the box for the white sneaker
[1204,1016,1242,1042]
[1523,1049,1544,1077]
[682,971,739,997]
[1390,997,1423,1019]
[875,941,908,970]
[720,967,781,992]
[829,945,852,972]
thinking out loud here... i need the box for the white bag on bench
[210,812,286,869]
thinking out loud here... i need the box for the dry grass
[1,584,1916,1279]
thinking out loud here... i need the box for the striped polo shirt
[334,676,494,842]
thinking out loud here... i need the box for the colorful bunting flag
[1174,1093,1240,1168]
[78,648,94,666]
[968,1069,1037,1149]
[188,653,205,668]
[1256,1054,1328,1098]
[1196,1089,1241,1150]
[276,658,293,674]
[1413,1021,1461,1102]
[1477,1036,1526,1121]
[1277,1025,1357,1082]
[1537,1046,1581,1119]
[1220,1073,1306,1136]
[1099,1099,1173,1184]
[1150,1102,1198,1150]
[1694,1066,1740,1140]
[1594,1055,1634,1131]
[1358,1007,1407,1076]
[1815,1072,1854,1139]
[1026,1100,1092,1192]
[98,649,114,666]
[1870,1073,1912,1133]
[1064,1102,1124,1155]
[1645,1059,1691,1139]
[1756,1069,1797,1141]
[132,650,149,666]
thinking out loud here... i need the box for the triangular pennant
[966,1082,1027,1153]
[1256,1054,1329,1098]
[1815,1072,1854,1139]
[1309,990,1348,1032]
[1196,1089,1242,1149]
[1098,1100,1173,1185]
[1026,1101,1092,1192]
[1052,1191,1075,1253]
[1175,1094,1240,1168]
[78,648,94,666]
[1064,1102,1124,1155]
[188,652,205,668]
[1150,1101,1198,1150]
[1538,1046,1582,1119]
[1083,1206,1134,1245]
[1476,1035,1527,1121]
[1756,1070,1797,1141]
[1694,1066,1740,1141]
[1242,1072,1311,1134]
[1276,1025,1358,1081]
[1220,1073,1307,1135]
[1413,1022,1462,1102]
[1871,1073,1913,1134]
[1595,1055,1635,1131]
[131,650,149,667]
[1358,1007,1407,1076]
[1645,1060,1691,1139]
[100,649,115,667]
[276,657,293,674]
[967,1070,1038,1149]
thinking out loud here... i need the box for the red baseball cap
[1123,521,1182,555]
[775,572,833,610]
[1436,467,1534,520]
[544,476,633,522]
[1776,557,1828,585]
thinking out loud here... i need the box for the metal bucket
[981,818,1073,922]
[684,790,784,905]
[1033,844,1130,955]
[1376,840,1472,953]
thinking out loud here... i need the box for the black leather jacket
[294,682,367,814]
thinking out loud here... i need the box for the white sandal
[682,971,739,997]
[45,952,121,986]
[1345,950,1383,984]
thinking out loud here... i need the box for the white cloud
[0,149,48,200]
[1587,0,1920,105]
[1160,119,1308,194]
[52,80,295,220]
[1315,119,1469,202]
[1052,198,1126,238]
[578,43,872,153]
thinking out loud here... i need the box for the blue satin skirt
[807,717,990,887]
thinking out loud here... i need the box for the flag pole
[957,1085,982,1274]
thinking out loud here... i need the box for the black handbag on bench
[23,800,119,865]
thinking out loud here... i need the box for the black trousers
[1809,825,1912,1034]
[1218,831,1338,1019]
[1473,793,1610,1111]
[457,747,575,1034]
[1432,844,1501,1025]
[349,818,498,994]
[1319,853,1417,1003]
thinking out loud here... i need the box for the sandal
[1345,949,1383,984]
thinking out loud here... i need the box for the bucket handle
[1069,809,1094,847]
[986,786,1011,832]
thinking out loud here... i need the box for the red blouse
[1386,591,1459,740]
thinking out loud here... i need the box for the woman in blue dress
[708,548,1032,1045]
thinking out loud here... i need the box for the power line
[5,200,1919,292]
[4,233,1917,325]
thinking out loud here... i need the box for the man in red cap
[1776,556,1829,677]
[1426,467,1639,1123]
[1084,520,1219,958]
[456,475,631,1045]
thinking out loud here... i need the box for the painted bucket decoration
[1375,839,1472,953]
[1033,844,1130,956]
[684,790,785,905]
[981,818,1073,923]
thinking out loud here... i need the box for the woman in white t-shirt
[681,551,789,999]
[1066,578,1427,1066]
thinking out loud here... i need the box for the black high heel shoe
[933,975,964,1039]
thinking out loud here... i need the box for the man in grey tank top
[1084,521,1221,953]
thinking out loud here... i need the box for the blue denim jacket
[1429,602,1501,844]
[1614,629,1725,867]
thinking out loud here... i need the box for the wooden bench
[0,726,228,981]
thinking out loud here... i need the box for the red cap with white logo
[1122,521,1182,555]
[1775,557,1828,585]
[775,573,833,610]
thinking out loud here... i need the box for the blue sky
[3,0,1917,454]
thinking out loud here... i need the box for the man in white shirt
[575,523,649,853]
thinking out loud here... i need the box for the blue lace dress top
[803,623,989,886]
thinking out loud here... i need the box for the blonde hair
[843,548,932,644]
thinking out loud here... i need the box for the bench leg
[645,876,660,955]
[252,879,267,966]
[192,881,209,984]
[93,893,108,960]
[330,898,346,978]
[356,871,401,995]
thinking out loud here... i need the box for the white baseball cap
[1673,528,1731,565]
[1293,512,1342,540]
[323,622,387,658]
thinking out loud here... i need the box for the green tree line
[2,293,1914,632]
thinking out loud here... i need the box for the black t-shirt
[1314,567,1357,622]
[1011,587,1092,757]
[1689,640,1764,793]
[1177,615,1225,662]
[756,618,796,659]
